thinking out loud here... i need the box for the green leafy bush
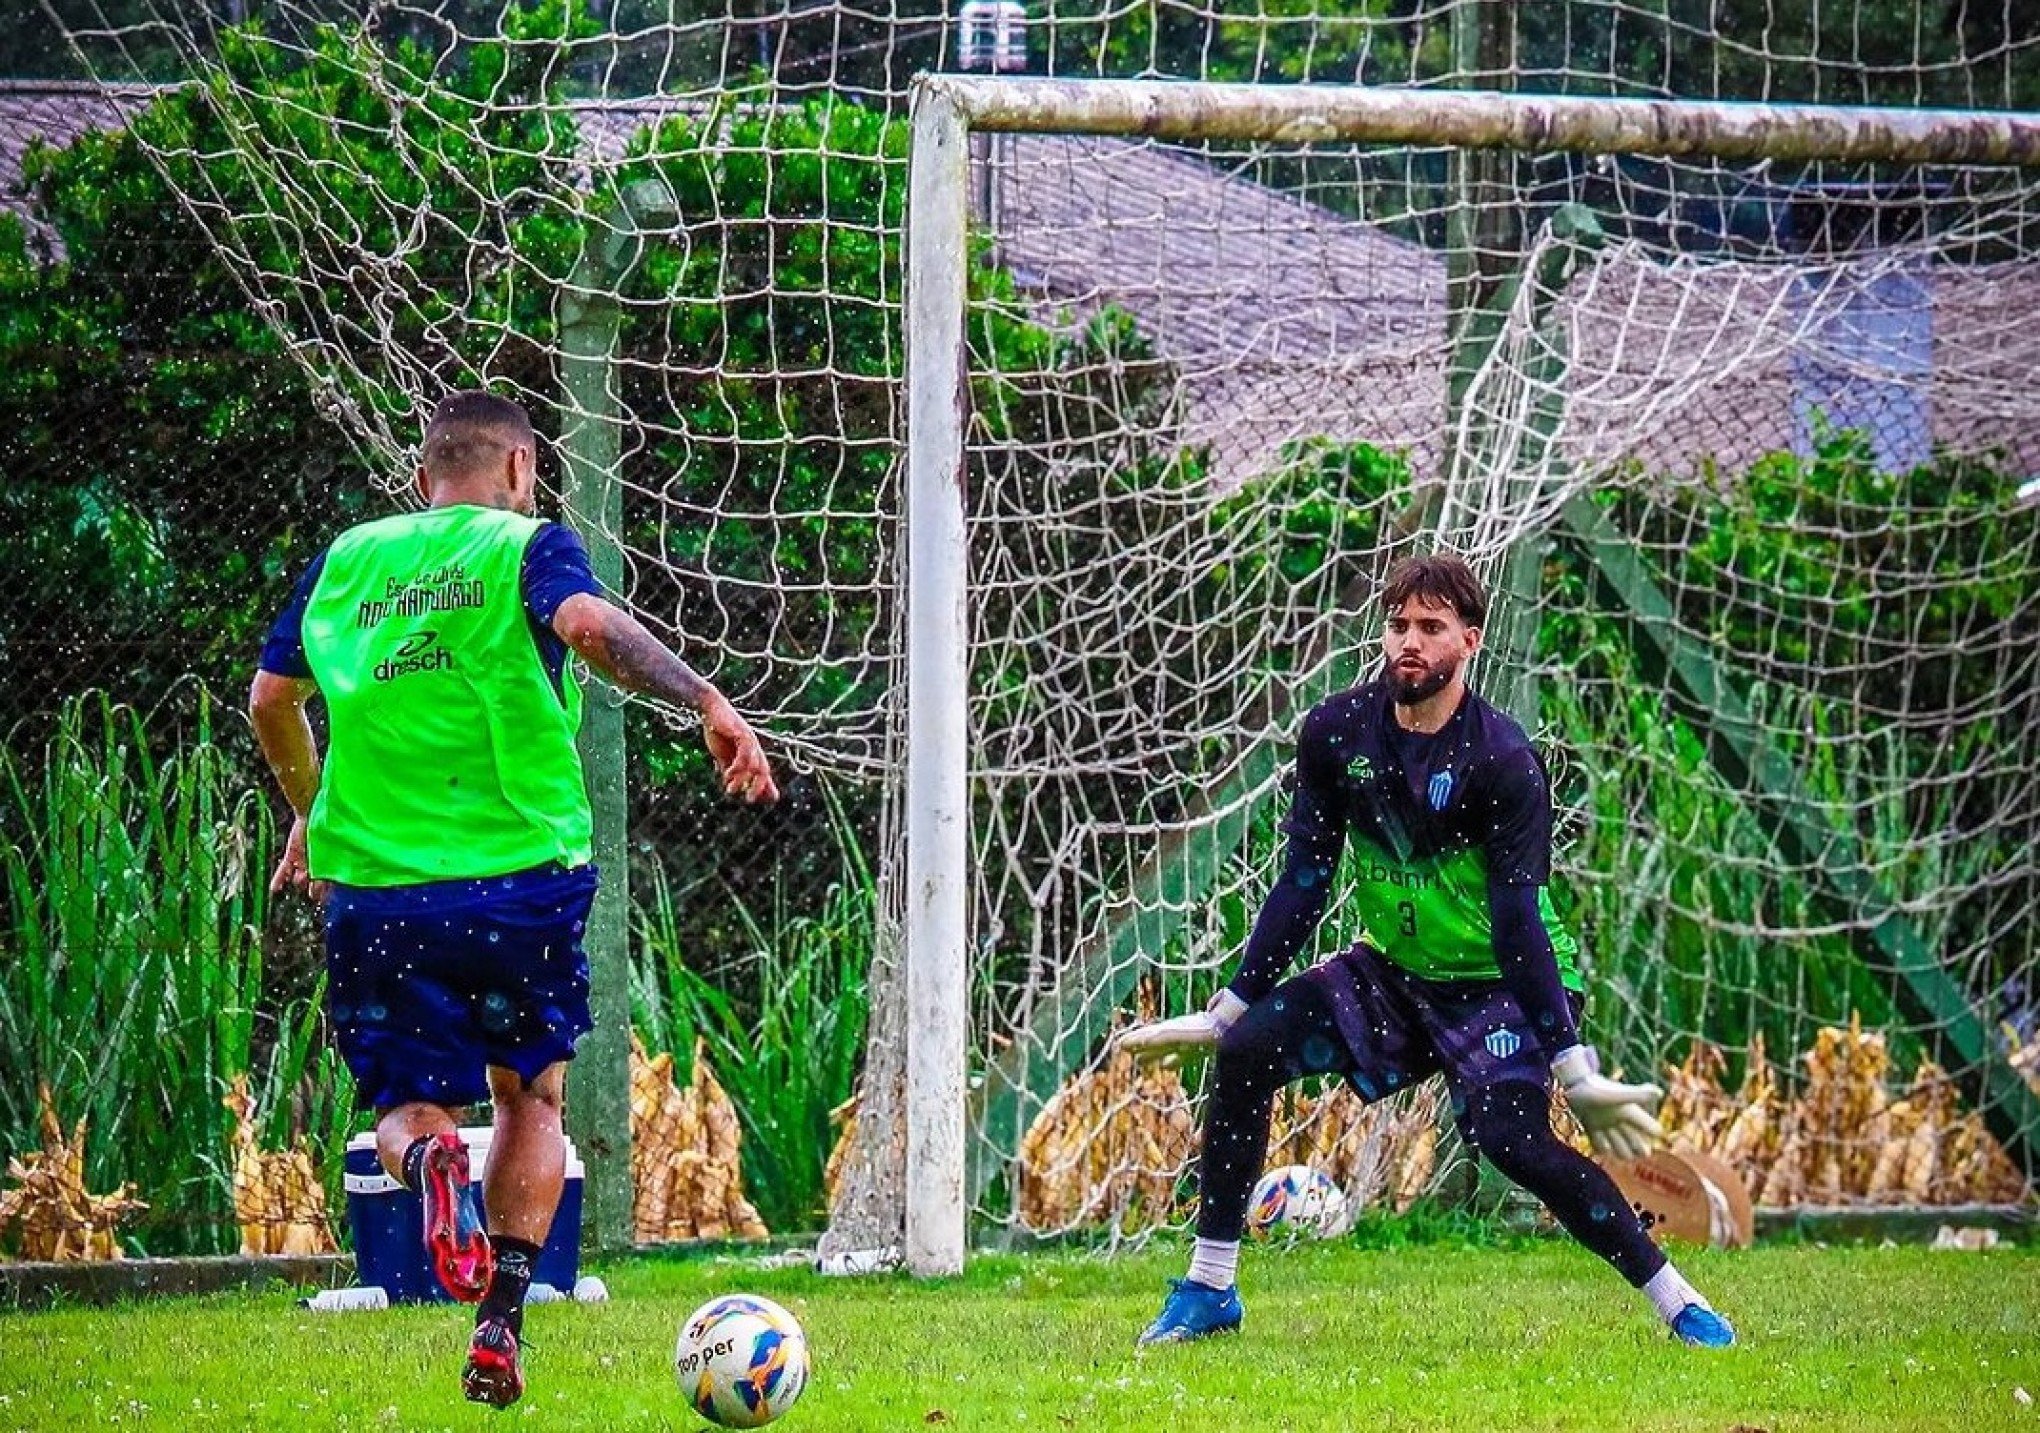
[1546,434,2038,1077]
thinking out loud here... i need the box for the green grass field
[3,1236,2036,1432]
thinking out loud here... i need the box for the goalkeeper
[1122,553,1734,1349]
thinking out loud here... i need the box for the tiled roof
[5,83,2032,481]
[991,135,2040,483]
[992,134,1449,484]
[0,80,160,248]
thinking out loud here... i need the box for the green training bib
[299,505,592,885]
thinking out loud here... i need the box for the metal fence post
[557,182,674,1254]
[558,253,632,1256]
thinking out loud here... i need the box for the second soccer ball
[1247,1164,1349,1238]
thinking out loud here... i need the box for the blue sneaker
[1670,1303,1736,1348]
[1137,1279,1243,1346]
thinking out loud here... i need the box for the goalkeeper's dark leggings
[1196,977,1668,1287]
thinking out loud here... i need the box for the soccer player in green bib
[250,392,778,1406]
[1119,553,1735,1349]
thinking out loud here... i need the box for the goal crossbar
[922,74,2040,164]
[900,75,2040,1275]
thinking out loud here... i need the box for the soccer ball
[674,1293,810,1428]
[1247,1164,1348,1238]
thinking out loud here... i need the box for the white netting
[29,3,2039,1254]
[955,126,2040,1239]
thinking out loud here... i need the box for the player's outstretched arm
[551,592,780,804]
[1117,989,1248,1063]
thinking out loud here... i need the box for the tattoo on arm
[589,608,713,709]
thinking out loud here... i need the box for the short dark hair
[1380,552,1488,628]
[421,391,534,478]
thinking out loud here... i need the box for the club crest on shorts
[1484,1027,1521,1059]
[1427,769,1455,811]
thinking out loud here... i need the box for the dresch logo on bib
[374,630,452,683]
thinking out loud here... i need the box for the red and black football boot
[419,1131,492,1303]
[463,1316,525,1408]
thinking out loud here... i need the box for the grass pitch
[2,1234,2035,1431]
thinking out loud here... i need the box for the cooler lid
[345,1127,583,1179]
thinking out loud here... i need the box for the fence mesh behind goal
[28,3,2040,1258]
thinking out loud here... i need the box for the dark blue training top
[260,520,602,695]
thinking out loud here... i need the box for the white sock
[1643,1261,1709,1324]
[1186,1238,1239,1291]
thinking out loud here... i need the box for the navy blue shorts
[324,863,600,1111]
[1299,942,1582,1129]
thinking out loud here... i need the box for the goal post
[900,75,2040,1274]
[914,76,2040,161]
[902,80,974,1277]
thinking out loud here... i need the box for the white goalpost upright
[902,82,975,1277]
[899,75,2040,1275]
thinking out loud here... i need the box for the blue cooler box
[343,1128,583,1304]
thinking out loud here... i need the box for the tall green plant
[1541,440,2036,1083]
[0,692,313,1255]
[631,795,873,1234]
[1542,672,1906,1082]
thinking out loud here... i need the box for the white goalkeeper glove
[1551,1043,1664,1162]
[1116,989,1250,1064]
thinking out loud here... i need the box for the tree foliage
[0,123,364,737]
[1546,432,2040,1025]
[1028,0,2038,108]
[0,5,1216,983]
[7,0,2032,107]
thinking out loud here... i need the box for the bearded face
[1383,593,1481,709]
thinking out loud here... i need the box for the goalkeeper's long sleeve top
[1225,680,1582,1059]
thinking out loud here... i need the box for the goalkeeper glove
[1116,989,1249,1064]
[1551,1043,1664,1162]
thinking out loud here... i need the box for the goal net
[34,3,2039,1267]
[883,79,2040,1267]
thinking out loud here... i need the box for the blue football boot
[1137,1279,1243,1346]
[1670,1303,1737,1348]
